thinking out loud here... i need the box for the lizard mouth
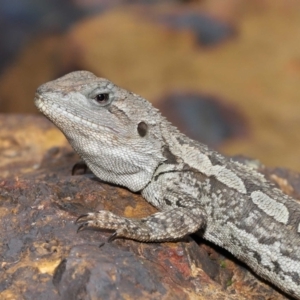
[34,94,119,134]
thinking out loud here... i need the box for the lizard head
[35,71,166,192]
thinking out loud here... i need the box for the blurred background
[0,0,300,171]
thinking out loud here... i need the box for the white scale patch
[298,223,300,234]
[251,191,289,224]
[180,145,247,194]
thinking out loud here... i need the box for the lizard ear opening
[137,121,148,137]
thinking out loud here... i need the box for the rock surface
[1,114,299,299]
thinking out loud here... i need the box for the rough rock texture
[0,114,298,299]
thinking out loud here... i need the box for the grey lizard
[35,71,300,299]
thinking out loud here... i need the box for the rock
[0,114,295,299]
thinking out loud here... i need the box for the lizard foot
[72,161,88,175]
[75,207,207,242]
[76,213,119,247]
[75,211,129,238]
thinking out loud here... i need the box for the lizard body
[35,71,300,299]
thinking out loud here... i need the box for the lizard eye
[94,93,110,105]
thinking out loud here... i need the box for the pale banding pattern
[251,191,289,224]
[298,223,300,233]
[212,165,247,194]
[181,145,247,194]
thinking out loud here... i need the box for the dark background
[0,0,300,171]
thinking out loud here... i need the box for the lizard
[34,70,300,299]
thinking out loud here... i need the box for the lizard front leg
[76,204,207,242]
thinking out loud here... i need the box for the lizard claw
[107,232,118,243]
[77,223,89,233]
[98,232,118,248]
[98,242,105,248]
[75,214,90,224]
